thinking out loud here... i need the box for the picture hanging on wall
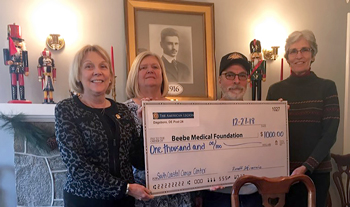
[124,0,216,100]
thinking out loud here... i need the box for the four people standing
[55,29,340,207]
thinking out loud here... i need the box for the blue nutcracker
[3,23,31,103]
[248,39,266,101]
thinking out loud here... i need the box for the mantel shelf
[0,103,55,122]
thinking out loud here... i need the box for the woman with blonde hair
[124,51,192,207]
[55,45,153,207]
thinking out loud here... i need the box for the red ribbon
[249,60,263,78]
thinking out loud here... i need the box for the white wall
[0,0,127,104]
[0,0,349,206]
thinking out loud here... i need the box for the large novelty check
[142,101,289,196]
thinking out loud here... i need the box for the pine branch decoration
[0,113,54,152]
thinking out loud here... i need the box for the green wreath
[0,113,57,152]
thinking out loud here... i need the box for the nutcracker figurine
[3,23,31,103]
[248,39,266,101]
[37,48,56,104]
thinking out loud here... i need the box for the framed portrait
[124,0,216,100]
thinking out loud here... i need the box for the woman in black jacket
[55,45,154,207]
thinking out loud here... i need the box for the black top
[55,96,144,201]
[266,72,340,173]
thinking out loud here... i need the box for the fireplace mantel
[0,103,59,207]
[0,103,55,122]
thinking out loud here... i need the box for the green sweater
[266,71,340,173]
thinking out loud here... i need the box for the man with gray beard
[218,52,249,101]
[201,52,263,207]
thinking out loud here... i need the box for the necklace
[79,96,109,114]
[100,107,106,115]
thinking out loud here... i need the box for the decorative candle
[111,46,115,76]
[280,58,283,81]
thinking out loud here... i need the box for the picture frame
[124,0,216,100]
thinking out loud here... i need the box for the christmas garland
[0,113,57,151]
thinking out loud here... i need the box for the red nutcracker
[3,23,31,103]
[37,48,56,104]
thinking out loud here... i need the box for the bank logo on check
[152,112,194,119]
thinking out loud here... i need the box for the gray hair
[284,30,318,63]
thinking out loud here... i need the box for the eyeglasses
[288,47,312,57]
[221,72,248,81]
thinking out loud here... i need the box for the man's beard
[221,85,246,100]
